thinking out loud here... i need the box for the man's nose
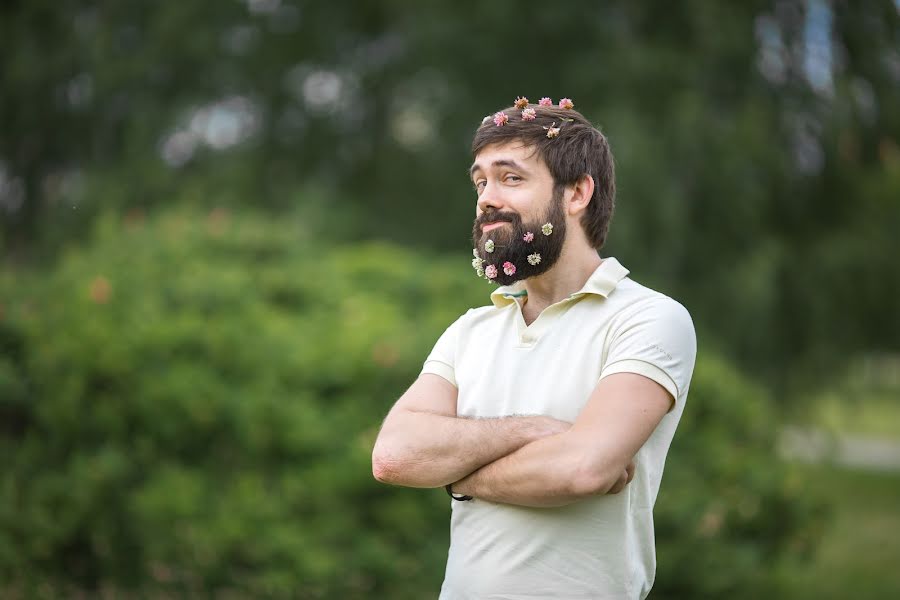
[476,182,504,214]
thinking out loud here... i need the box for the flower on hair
[559,98,574,109]
[521,108,536,121]
[514,96,529,110]
[481,115,491,124]
[485,239,495,253]
[541,222,553,235]
[476,266,485,278]
[502,261,516,276]
[539,97,552,107]
[523,231,534,242]
[527,253,542,265]
[484,264,498,279]
[472,256,485,270]
[493,112,509,127]
[545,123,560,138]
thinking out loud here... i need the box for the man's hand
[606,460,636,495]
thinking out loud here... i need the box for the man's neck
[520,245,603,321]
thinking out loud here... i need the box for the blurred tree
[1,0,897,392]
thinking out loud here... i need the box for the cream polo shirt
[421,257,697,600]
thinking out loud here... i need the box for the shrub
[0,208,819,597]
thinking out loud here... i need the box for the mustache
[475,211,519,230]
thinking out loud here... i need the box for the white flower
[541,223,553,236]
[485,239,495,253]
[527,253,542,265]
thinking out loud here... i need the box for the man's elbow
[371,446,402,484]
[569,462,626,497]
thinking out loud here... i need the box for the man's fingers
[608,470,628,494]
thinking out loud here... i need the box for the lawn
[776,464,900,599]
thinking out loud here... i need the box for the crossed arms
[371,371,673,508]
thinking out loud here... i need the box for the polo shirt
[421,257,697,600]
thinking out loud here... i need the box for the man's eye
[505,175,522,183]
[475,181,486,191]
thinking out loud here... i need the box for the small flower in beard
[527,253,542,265]
[523,231,534,242]
[541,223,553,235]
[484,264,498,279]
[502,261,516,276]
[521,108,537,121]
[492,112,509,126]
[472,256,484,270]
[485,239,495,253]
[539,97,553,107]
[514,96,529,109]
[475,266,485,278]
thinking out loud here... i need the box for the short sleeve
[599,298,697,407]
[420,311,470,388]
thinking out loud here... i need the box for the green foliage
[0,209,483,597]
[653,354,826,599]
[1,209,820,597]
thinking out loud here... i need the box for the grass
[776,464,900,599]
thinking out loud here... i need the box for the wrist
[445,481,473,501]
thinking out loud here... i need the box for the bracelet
[445,483,473,501]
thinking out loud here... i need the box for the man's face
[469,142,568,285]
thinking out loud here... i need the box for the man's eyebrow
[468,159,528,180]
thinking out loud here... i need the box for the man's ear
[566,174,595,216]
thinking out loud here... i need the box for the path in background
[779,426,900,472]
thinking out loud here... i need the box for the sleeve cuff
[421,360,457,388]
[600,359,679,404]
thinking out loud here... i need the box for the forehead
[470,141,548,177]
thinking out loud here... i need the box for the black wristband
[445,483,473,501]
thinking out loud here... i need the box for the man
[372,97,697,599]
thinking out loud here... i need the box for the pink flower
[514,96,529,109]
[559,98,574,109]
[523,231,534,242]
[539,97,552,107]
[502,261,516,276]
[545,124,560,138]
[484,264,498,279]
[493,112,509,126]
[521,108,536,121]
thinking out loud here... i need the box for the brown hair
[472,105,616,250]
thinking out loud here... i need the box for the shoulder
[611,278,693,324]
[605,279,696,355]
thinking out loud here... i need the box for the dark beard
[472,187,567,286]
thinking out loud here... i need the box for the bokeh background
[2,0,899,598]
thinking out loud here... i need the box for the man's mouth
[481,221,508,233]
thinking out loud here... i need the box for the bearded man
[372,97,697,600]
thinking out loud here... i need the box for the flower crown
[481,96,575,138]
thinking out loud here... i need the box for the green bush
[653,353,826,599]
[0,209,819,597]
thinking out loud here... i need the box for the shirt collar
[490,257,630,308]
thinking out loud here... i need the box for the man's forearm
[452,431,626,507]
[372,411,567,489]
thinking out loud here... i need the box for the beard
[472,186,567,286]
